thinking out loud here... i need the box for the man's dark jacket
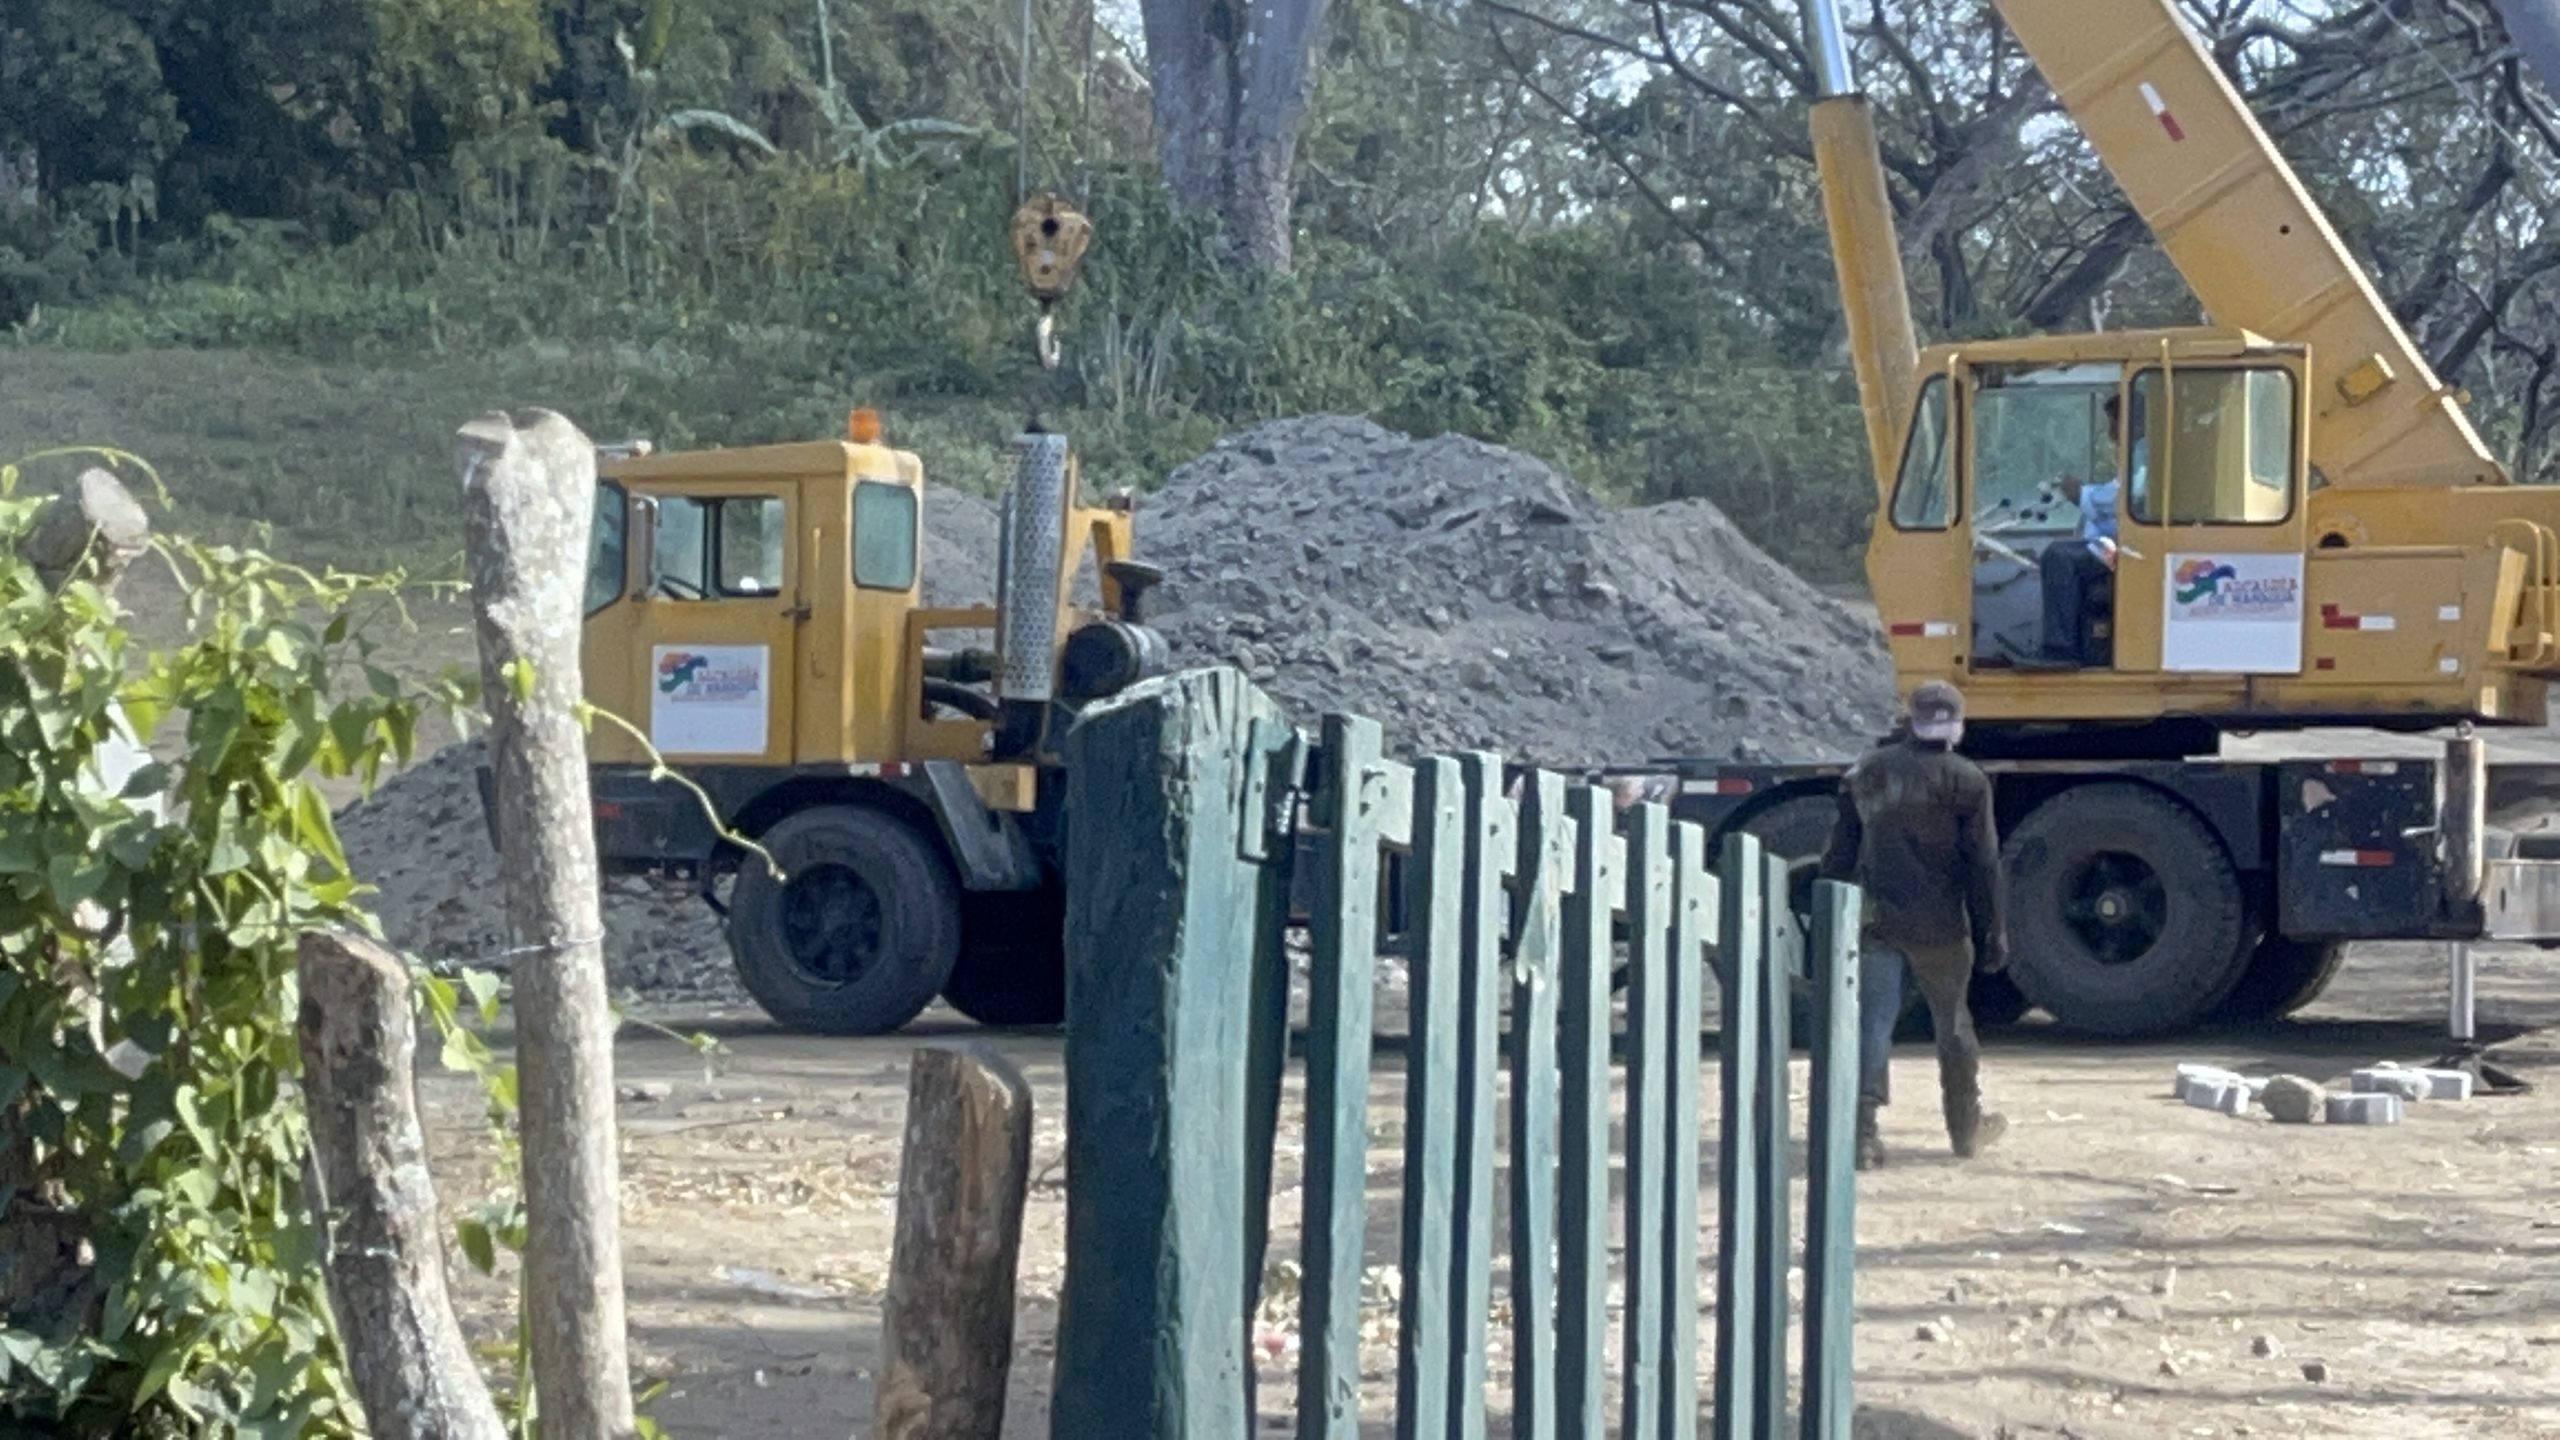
[1817,734,2007,964]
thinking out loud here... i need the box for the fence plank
[1711,832,1766,1440]
[1300,715,1387,1439]
[1752,850,1796,1424]
[1053,668,1293,1439]
[1800,879,1864,1440]
[1660,822,1712,1437]
[1241,729,1306,1427]
[1620,802,1675,1438]
[1396,757,1467,1440]
[1508,771,1571,1440]
[1554,786,1622,1440]
[1449,752,1516,1435]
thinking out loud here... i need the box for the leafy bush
[0,450,466,1433]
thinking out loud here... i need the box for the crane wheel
[2213,933,2349,1024]
[940,888,1068,1028]
[726,805,961,1035]
[2000,783,2248,1038]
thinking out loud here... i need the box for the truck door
[621,486,803,764]
[2109,361,2311,675]
[1872,371,1974,677]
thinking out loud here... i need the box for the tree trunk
[874,1044,1034,1440]
[297,931,509,1440]
[456,408,636,1439]
[1139,0,1334,270]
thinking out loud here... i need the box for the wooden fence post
[456,408,634,1438]
[877,1043,1034,1440]
[1299,715,1387,1437]
[297,932,508,1440]
[1449,752,1515,1430]
[1050,667,1295,1438]
[1552,784,1623,1440]
[1711,832,1768,1440]
[1394,757,1467,1440]
[1508,771,1571,1440]
[1621,801,1674,1436]
[1799,880,1864,1440]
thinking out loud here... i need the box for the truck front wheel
[727,806,961,1035]
[2001,784,2248,1038]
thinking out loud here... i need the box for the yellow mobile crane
[1660,0,2560,1042]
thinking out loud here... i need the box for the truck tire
[940,889,1068,1028]
[727,806,961,1035]
[2215,934,2349,1023]
[2001,784,2248,1038]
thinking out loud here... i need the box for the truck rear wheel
[2215,934,2349,1023]
[2001,784,2248,1038]
[727,806,961,1035]
[939,889,1068,1028]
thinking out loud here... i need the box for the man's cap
[1908,680,1965,742]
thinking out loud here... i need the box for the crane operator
[2035,392,2143,668]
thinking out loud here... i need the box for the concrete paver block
[2173,1063,2239,1101]
[2410,1067,2475,1101]
[2325,1092,2404,1125]
[2184,1079,2249,1115]
[2351,1068,2429,1102]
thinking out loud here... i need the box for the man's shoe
[1951,1109,2008,1159]
[1855,1101,1887,1171]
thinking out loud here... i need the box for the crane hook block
[1011,193,1093,306]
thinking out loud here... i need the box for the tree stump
[297,932,507,1440]
[876,1044,1034,1439]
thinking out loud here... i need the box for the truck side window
[1890,375,1953,531]
[2128,367,2297,525]
[585,482,627,615]
[853,482,920,590]
[715,496,788,596]
[654,498,711,598]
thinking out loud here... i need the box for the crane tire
[2001,783,2249,1038]
[940,888,1069,1028]
[727,805,960,1035]
[2215,933,2350,1024]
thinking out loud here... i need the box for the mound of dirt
[337,415,1890,997]
[1138,416,1891,764]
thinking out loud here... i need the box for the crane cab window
[1890,375,1954,530]
[2127,367,2296,525]
[1971,374,2113,535]
[586,482,628,615]
[651,495,789,599]
[852,481,919,591]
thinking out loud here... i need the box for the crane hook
[1011,193,1092,370]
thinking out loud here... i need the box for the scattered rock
[2300,1360,2330,1383]
[2259,1074,2326,1124]
[1916,1318,1953,1343]
[620,1081,674,1104]
[2251,1333,2281,1358]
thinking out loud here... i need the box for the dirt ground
[418,935,2560,1440]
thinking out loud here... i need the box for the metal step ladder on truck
[1628,0,2560,1041]
[479,197,1174,1035]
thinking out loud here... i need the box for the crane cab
[1870,327,2541,753]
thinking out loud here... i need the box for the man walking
[1819,680,2008,1170]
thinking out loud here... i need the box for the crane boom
[1988,0,2505,490]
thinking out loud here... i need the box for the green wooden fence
[1052,668,1864,1438]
